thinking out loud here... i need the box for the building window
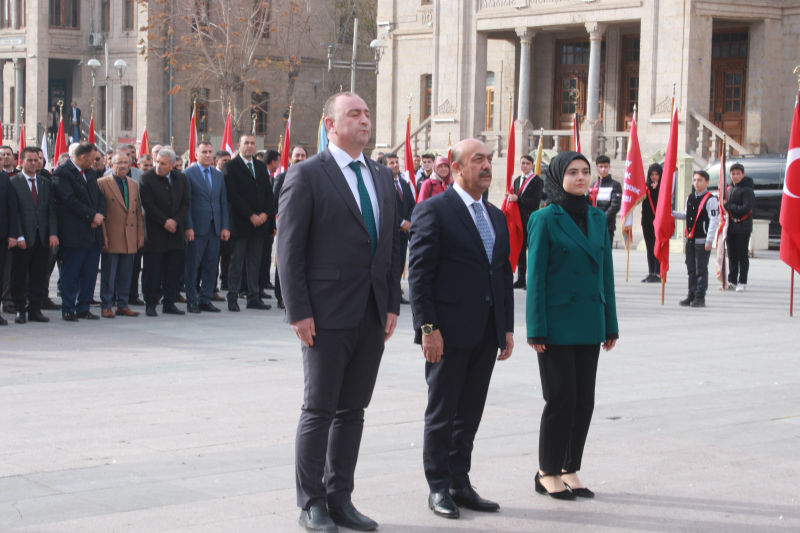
[192,89,209,134]
[1,0,11,28]
[50,0,79,29]
[123,0,134,30]
[561,78,578,115]
[485,72,495,131]
[422,74,432,120]
[253,0,270,38]
[712,31,748,59]
[558,41,605,65]
[192,0,210,32]
[624,37,640,62]
[122,86,133,131]
[99,86,107,129]
[724,72,743,112]
[252,91,269,135]
[101,0,109,32]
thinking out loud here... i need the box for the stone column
[14,59,24,140]
[585,22,606,122]
[515,27,535,124]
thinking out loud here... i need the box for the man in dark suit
[277,92,403,533]
[139,147,190,317]
[384,153,415,304]
[222,134,274,312]
[258,149,281,295]
[184,141,230,313]
[9,148,58,324]
[52,141,106,321]
[408,139,515,519]
[509,154,543,289]
[271,145,308,310]
[0,161,18,326]
[70,102,82,142]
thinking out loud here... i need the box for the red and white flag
[780,91,800,274]
[500,113,524,272]
[715,142,729,282]
[278,111,292,175]
[17,121,25,167]
[654,103,679,281]
[87,112,95,145]
[139,126,150,158]
[620,111,646,249]
[403,116,418,198]
[188,106,197,164]
[53,118,67,168]
[220,111,233,156]
[573,113,581,153]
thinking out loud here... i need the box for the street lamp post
[326,18,384,93]
[114,60,127,146]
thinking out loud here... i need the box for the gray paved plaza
[1,248,798,532]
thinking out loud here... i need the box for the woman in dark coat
[640,163,662,282]
[526,151,619,500]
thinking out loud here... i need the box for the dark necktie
[347,161,377,257]
[247,161,254,178]
[395,178,403,201]
[204,167,212,192]
[29,178,37,205]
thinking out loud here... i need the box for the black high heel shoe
[535,472,576,500]
[561,471,595,498]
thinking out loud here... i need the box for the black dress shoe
[239,291,248,299]
[328,501,377,531]
[62,313,80,322]
[27,310,50,323]
[41,298,61,311]
[428,492,459,518]
[246,300,272,310]
[90,299,101,306]
[76,311,100,320]
[162,304,185,315]
[277,299,285,309]
[128,297,145,306]
[535,472,576,500]
[563,483,595,498]
[15,312,26,324]
[399,296,410,305]
[513,280,526,289]
[198,302,220,312]
[0,315,7,326]
[679,294,694,307]
[265,281,275,289]
[145,307,158,317]
[186,303,201,314]
[449,485,500,512]
[228,300,240,312]
[298,503,338,533]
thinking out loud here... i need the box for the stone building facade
[0,1,377,157]
[375,0,800,174]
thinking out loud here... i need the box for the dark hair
[74,142,98,159]
[693,170,710,181]
[730,163,745,174]
[385,153,399,160]
[521,155,534,164]
[0,145,12,152]
[196,140,213,149]
[34,147,43,154]
[291,145,308,156]
[20,146,39,159]
[265,149,280,164]
[376,156,387,165]
[215,150,231,160]
[595,155,611,165]
[421,153,435,161]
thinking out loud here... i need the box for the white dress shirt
[453,182,496,241]
[328,141,380,237]
[18,171,38,241]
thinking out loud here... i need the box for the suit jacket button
[485,295,491,302]
[489,269,493,275]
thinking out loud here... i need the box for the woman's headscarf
[543,150,591,214]
[434,155,450,180]
[646,163,663,187]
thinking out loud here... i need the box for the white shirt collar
[70,159,84,174]
[453,182,483,210]
[22,171,36,180]
[328,141,366,170]
[524,171,535,179]
[239,153,253,164]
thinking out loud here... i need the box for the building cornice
[475,1,642,32]
[695,0,785,19]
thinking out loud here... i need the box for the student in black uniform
[588,155,622,243]
[641,163,661,282]
[724,163,755,292]
[509,155,543,289]
[673,170,719,308]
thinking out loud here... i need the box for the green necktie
[347,161,377,257]
[122,178,129,210]
[247,161,255,178]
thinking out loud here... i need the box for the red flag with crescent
[780,91,800,273]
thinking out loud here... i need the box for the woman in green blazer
[526,151,619,500]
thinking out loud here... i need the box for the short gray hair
[157,147,177,164]
[68,142,80,157]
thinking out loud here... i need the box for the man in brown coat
[98,152,144,318]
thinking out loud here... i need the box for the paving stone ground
[1,248,798,532]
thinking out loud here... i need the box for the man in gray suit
[184,141,230,313]
[10,147,59,324]
[277,92,403,533]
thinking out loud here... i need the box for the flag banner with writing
[620,112,646,249]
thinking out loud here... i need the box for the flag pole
[791,269,795,317]
[721,134,727,290]
[625,105,636,283]
[662,83,676,305]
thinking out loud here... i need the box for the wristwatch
[421,324,437,335]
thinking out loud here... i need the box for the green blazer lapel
[552,203,599,265]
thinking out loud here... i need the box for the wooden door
[554,39,604,152]
[710,29,748,156]
[618,36,640,132]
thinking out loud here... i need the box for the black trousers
[130,248,143,300]
[227,237,263,303]
[274,267,282,302]
[295,291,384,509]
[423,310,499,493]
[642,220,660,275]
[11,238,50,313]
[727,233,750,285]
[218,239,231,291]
[516,223,529,283]
[259,234,274,290]
[537,344,600,474]
[143,249,184,307]
[686,242,711,297]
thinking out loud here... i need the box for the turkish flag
[403,116,417,198]
[220,112,233,156]
[188,109,197,164]
[53,118,67,167]
[139,127,150,158]
[654,104,679,281]
[87,113,95,145]
[501,118,523,272]
[780,91,800,273]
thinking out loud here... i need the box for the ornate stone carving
[585,22,607,41]
[654,95,673,114]
[437,99,457,114]
[515,27,536,44]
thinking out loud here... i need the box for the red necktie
[80,170,86,182]
[29,178,38,205]
[395,179,403,201]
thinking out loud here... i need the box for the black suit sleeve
[407,200,441,329]
[517,178,542,209]
[139,175,168,226]
[725,187,755,218]
[606,180,622,220]
[47,182,58,238]
[273,174,284,211]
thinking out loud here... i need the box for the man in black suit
[139,147,190,317]
[70,102,82,143]
[408,138,514,519]
[509,154,543,289]
[52,141,105,321]
[0,163,18,326]
[223,134,275,311]
[277,92,403,533]
[272,145,308,310]
[9,148,58,324]
[384,153,415,304]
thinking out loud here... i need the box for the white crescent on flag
[784,147,800,199]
